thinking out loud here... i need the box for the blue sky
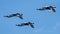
[0,0,60,34]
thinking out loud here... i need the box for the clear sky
[0,0,60,34]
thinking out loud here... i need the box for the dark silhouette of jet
[16,22,34,28]
[36,6,56,12]
[4,13,23,19]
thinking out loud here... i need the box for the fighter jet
[36,6,56,12]
[16,22,34,28]
[4,13,23,19]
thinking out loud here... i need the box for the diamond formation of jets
[4,13,23,19]
[16,22,34,28]
[36,6,56,12]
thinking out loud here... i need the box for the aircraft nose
[16,24,18,26]
[16,24,19,26]
[36,9,39,10]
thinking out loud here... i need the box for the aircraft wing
[30,24,34,28]
[51,8,56,12]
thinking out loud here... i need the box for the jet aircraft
[4,13,23,19]
[36,6,56,12]
[16,22,34,28]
